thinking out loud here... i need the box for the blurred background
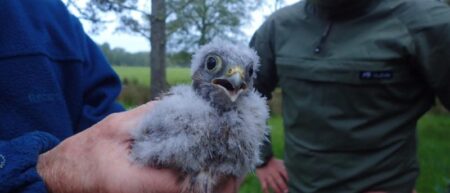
[64,0,449,192]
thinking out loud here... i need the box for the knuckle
[93,112,125,136]
[106,112,121,121]
[103,113,122,126]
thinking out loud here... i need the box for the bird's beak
[212,67,247,102]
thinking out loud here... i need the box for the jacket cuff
[256,134,274,168]
[0,131,60,193]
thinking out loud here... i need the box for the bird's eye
[205,55,222,73]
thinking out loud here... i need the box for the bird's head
[191,39,260,110]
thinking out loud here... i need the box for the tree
[150,0,167,99]
[166,0,261,51]
[65,0,261,97]
[67,0,167,99]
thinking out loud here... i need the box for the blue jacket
[0,0,124,192]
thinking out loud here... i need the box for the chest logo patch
[359,71,393,80]
[28,93,60,103]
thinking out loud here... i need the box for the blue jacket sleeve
[76,21,125,131]
[0,132,60,193]
[0,0,123,192]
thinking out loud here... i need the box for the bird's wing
[238,90,270,132]
[131,85,218,171]
[230,90,270,171]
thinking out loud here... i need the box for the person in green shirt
[250,0,450,193]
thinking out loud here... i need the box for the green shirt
[251,0,450,192]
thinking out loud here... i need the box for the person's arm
[76,27,125,132]
[0,1,122,192]
[250,20,288,193]
[0,132,60,193]
[410,8,450,111]
[249,19,278,168]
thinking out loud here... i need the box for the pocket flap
[276,57,418,84]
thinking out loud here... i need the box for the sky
[75,0,300,53]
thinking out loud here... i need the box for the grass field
[113,66,192,86]
[114,66,450,193]
[417,114,450,193]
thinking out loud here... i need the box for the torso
[266,0,444,192]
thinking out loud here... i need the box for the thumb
[114,101,158,135]
[125,101,157,118]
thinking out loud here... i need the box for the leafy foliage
[66,0,261,51]
[100,43,150,66]
[100,43,191,67]
[166,0,261,51]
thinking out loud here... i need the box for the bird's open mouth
[212,79,247,92]
[212,79,247,102]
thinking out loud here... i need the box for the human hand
[37,102,182,193]
[256,157,289,193]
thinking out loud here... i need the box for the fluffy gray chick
[131,39,269,193]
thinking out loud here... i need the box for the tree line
[99,43,191,67]
[66,0,261,98]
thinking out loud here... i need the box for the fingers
[256,158,289,193]
[275,160,289,192]
[272,173,288,193]
[279,161,289,181]
[272,159,288,193]
[260,179,270,193]
[258,172,283,193]
[259,175,286,193]
[268,173,288,193]
[267,176,282,193]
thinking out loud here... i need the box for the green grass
[417,114,450,193]
[113,66,191,86]
[112,66,450,193]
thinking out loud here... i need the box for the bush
[430,99,449,115]
[117,78,150,108]
[268,89,283,115]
